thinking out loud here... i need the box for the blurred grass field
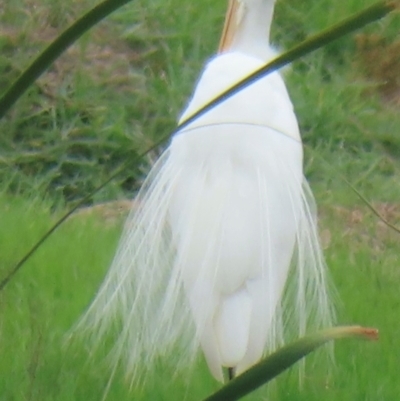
[1,0,400,399]
[1,196,399,400]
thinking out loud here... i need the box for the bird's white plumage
[179,53,299,140]
[81,0,333,384]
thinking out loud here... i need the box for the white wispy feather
[80,48,334,383]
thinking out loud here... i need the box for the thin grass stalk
[177,1,397,132]
[305,145,400,234]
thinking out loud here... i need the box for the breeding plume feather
[82,0,334,383]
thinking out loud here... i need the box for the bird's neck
[229,0,276,61]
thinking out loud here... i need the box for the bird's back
[178,52,301,143]
[168,51,305,379]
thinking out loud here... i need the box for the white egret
[82,0,333,383]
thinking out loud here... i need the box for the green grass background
[1,0,400,399]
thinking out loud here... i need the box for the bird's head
[219,0,276,54]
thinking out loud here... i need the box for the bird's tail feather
[77,129,335,383]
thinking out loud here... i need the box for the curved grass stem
[203,326,378,401]
[0,0,133,119]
